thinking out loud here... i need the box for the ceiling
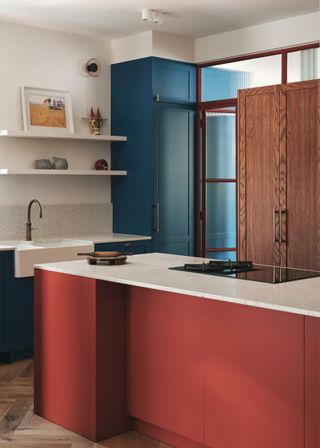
[0,0,318,39]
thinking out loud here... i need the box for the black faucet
[26,199,43,241]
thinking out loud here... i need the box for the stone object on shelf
[35,159,53,169]
[52,157,68,169]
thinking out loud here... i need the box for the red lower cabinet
[127,287,204,444]
[34,271,130,441]
[203,300,305,448]
[305,317,320,448]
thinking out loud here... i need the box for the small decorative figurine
[52,157,68,169]
[35,159,53,169]
[83,108,107,135]
[95,159,108,170]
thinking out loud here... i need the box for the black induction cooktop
[169,260,320,284]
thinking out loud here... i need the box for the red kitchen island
[34,253,320,448]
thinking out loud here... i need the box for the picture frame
[21,86,74,134]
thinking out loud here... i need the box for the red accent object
[34,270,131,441]
[95,159,108,170]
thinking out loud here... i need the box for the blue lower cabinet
[0,252,13,359]
[94,240,151,254]
[0,251,34,362]
[12,277,34,357]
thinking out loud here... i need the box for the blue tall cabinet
[111,57,196,255]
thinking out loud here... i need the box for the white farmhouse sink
[14,239,93,278]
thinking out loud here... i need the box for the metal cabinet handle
[280,209,287,243]
[153,203,160,233]
[274,210,280,242]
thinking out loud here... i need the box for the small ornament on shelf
[82,108,107,135]
[95,159,108,170]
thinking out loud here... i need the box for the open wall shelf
[0,129,127,142]
[0,169,127,176]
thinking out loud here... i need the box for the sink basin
[14,239,93,277]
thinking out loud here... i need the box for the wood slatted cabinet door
[238,85,280,265]
[280,80,320,270]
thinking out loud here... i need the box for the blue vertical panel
[153,103,195,255]
[152,58,196,103]
[12,277,34,351]
[206,114,236,179]
[111,58,154,236]
[202,67,251,101]
[0,252,13,355]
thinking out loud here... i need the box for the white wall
[111,31,194,64]
[195,12,320,63]
[111,31,153,64]
[152,32,194,63]
[0,21,112,206]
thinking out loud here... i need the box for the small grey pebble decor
[52,157,68,169]
[35,159,53,169]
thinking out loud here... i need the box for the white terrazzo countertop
[35,253,320,318]
[70,233,151,244]
[0,244,16,251]
[0,233,151,249]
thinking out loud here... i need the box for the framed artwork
[21,86,74,133]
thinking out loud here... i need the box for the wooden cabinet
[238,80,319,270]
[111,57,195,255]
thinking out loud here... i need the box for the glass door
[200,105,237,260]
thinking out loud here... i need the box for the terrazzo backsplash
[0,203,112,241]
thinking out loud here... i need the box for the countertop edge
[34,263,320,318]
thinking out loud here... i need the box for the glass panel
[287,48,320,82]
[202,54,282,101]
[206,183,236,249]
[206,109,236,179]
[206,251,237,261]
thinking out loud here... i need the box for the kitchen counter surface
[0,233,151,249]
[69,233,151,244]
[35,253,320,317]
[0,244,16,251]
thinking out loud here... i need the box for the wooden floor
[0,359,171,448]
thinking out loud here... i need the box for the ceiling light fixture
[141,9,162,24]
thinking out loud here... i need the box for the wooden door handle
[274,210,280,242]
[280,209,287,243]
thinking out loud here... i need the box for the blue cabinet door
[95,240,151,254]
[111,58,153,237]
[153,103,195,255]
[111,57,196,255]
[0,252,13,354]
[152,58,196,104]
[12,277,34,352]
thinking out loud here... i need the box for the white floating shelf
[0,169,127,176]
[0,129,127,142]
